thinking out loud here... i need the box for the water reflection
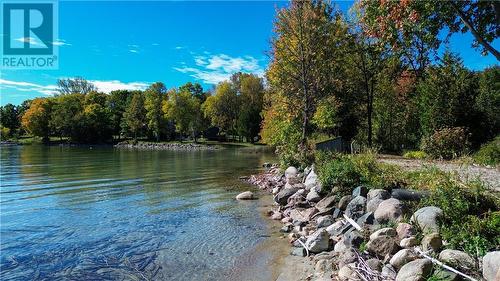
[0,145,274,280]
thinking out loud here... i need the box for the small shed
[315,137,350,153]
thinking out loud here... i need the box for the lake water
[0,145,277,280]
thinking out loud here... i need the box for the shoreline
[114,141,221,151]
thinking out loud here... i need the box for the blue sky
[1,1,498,105]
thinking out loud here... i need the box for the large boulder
[274,185,300,205]
[374,198,404,223]
[315,195,337,212]
[345,196,366,219]
[305,229,330,253]
[439,249,475,270]
[400,237,418,248]
[396,259,433,281]
[482,251,500,281]
[366,235,399,257]
[411,206,443,233]
[236,191,255,200]
[390,249,418,269]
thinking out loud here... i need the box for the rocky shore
[114,141,220,151]
[245,165,500,281]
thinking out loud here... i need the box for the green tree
[266,0,346,147]
[144,82,166,142]
[50,94,84,140]
[179,82,206,102]
[0,103,20,137]
[476,66,500,141]
[81,92,112,143]
[234,73,264,142]
[122,92,146,141]
[202,81,240,135]
[163,89,204,141]
[106,90,133,138]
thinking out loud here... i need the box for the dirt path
[378,156,500,192]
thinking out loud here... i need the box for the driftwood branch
[343,214,363,231]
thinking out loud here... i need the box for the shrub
[421,127,469,160]
[403,150,428,159]
[317,155,362,195]
[474,136,500,166]
[0,126,11,140]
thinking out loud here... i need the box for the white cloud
[89,80,149,93]
[129,49,139,53]
[174,53,265,84]
[52,39,71,46]
[15,37,44,46]
[0,79,149,97]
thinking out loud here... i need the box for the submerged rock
[236,191,255,200]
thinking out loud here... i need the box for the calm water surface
[0,145,276,280]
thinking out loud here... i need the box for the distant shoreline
[114,141,221,151]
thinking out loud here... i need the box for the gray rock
[421,233,442,252]
[332,208,343,219]
[396,223,415,239]
[285,166,299,179]
[338,195,352,211]
[356,212,374,227]
[289,207,317,224]
[344,230,364,248]
[370,227,397,240]
[274,186,300,205]
[326,221,345,236]
[367,189,390,201]
[306,189,321,202]
[271,211,283,220]
[304,169,319,190]
[338,264,356,281]
[334,239,348,253]
[236,191,255,200]
[391,188,425,201]
[366,235,399,257]
[338,250,357,267]
[306,229,330,253]
[483,251,500,281]
[390,249,418,269]
[395,259,432,281]
[366,258,383,272]
[345,196,366,219]
[315,195,337,212]
[352,185,368,197]
[400,237,418,248]
[374,198,404,223]
[411,206,443,233]
[316,215,334,228]
[366,198,384,213]
[382,264,397,280]
[291,247,306,257]
[280,224,293,233]
[439,249,475,270]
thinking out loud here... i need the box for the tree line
[0,73,264,143]
[261,0,499,165]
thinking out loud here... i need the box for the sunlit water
[0,145,276,280]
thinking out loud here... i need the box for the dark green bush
[421,127,469,160]
[317,155,362,195]
[474,136,500,166]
